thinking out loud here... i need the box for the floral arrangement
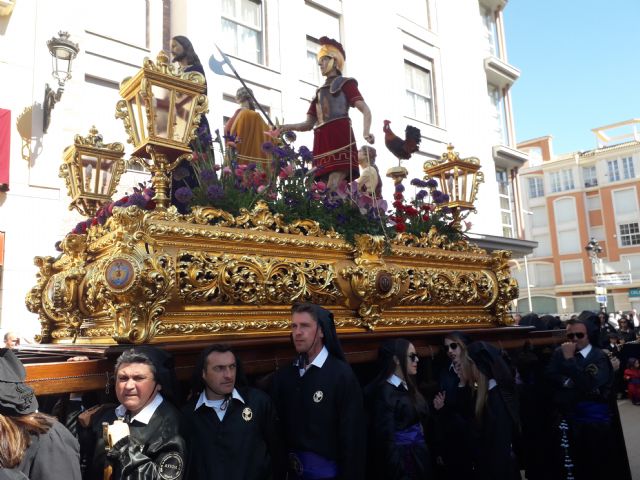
[170,131,466,244]
[66,130,466,246]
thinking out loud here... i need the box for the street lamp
[585,237,606,313]
[43,31,80,133]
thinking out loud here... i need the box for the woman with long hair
[365,338,430,480]
[465,341,520,480]
[0,349,81,480]
[432,332,474,480]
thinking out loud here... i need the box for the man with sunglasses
[546,318,616,480]
[271,303,366,480]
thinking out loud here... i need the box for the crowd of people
[0,304,636,480]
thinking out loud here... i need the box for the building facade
[0,0,528,337]
[516,120,640,315]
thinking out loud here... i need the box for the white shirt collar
[387,373,408,390]
[578,344,592,358]
[298,346,329,376]
[194,388,245,411]
[115,392,163,425]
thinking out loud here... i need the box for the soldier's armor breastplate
[314,76,353,127]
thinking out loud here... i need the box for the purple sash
[289,451,338,480]
[394,423,425,446]
[570,401,611,423]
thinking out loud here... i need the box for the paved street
[620,399,640,479]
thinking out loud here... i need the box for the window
[528,177,544,198]
[481,6,500,57]
[613,188,638,216]
[620,223,640,246]
[607,159,620,182]
[532,263,555,288]
[405,61,434,124]
[622,157,636,179]
[561,169,575,190]
[550,172,562,193]
[488,84,509,145]
[532,233,552,257]
[221,0,263,64]
[530,206,548,228]
[586,195,601,211]
[305,37,322,85]
[304,4,341,84]
[589,226,605,241]
[496,169,514,237]
[561,260,584,285]
[582,165,597,187]
[549,169,574,193]
[554,197,580,254]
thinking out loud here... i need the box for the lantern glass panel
[151,84,172,139]
[97,158,114,195]
[81,155,99,194]
[173,90,195,143]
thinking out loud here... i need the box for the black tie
[123,411,132,424]
[575,352,584,362]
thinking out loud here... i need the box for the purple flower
[174,186,193,204]
[273,147,288,159]
[173,167,190,182]
[207,184,224,201]
[426,178,438,188]
[410,178,429,188]
[247,163,257,171]
[298,146,313,162]
[200,169,216,183]
[395,183,405,193]
[262,142,275,154]
[284,130,297,142]
[416,190,428,200]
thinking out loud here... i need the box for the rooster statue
[383,120,421,161]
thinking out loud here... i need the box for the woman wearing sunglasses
[364,338,431,480]
[432,333,474,480]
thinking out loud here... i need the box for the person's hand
[433,391,446,410]
[561,341,577,359]
[107,420,130,447]
[364,133,375,144]
[67,356,90,362]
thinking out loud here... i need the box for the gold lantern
[423,144,484,226]
[59,126,125,217]
[115,51,208,210]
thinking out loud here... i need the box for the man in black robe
[271,303,366,480]
[546,317,630,480]
[78,346,186,480]
[181,344,285,479]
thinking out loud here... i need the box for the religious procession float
[20,45,543,395]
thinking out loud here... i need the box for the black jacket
[81,398,186,480]
[365,381,430,480]
[18,420,81,480]
[271,354,366,480]
[181,387,285,480]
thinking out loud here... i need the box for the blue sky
[503,1,640,155]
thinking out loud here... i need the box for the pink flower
[311,181,327,192]
[223,166,233,175]
[257,185,267,194]
[278,164,294,179]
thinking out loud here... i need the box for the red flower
[91,218,98,226]
[393,192,404,200]
[422,214,430,221]
[404,206,419,217]
[392,200,404,209]
[395,222,406,233]
[421,204,431,211]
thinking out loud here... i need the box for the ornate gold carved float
[26,52,518,345]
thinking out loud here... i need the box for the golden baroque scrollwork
[391,227,484,253]
[177,252,344,305]
[341,235,410,330]
[491,250,519,325]
[399,268,496,306]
